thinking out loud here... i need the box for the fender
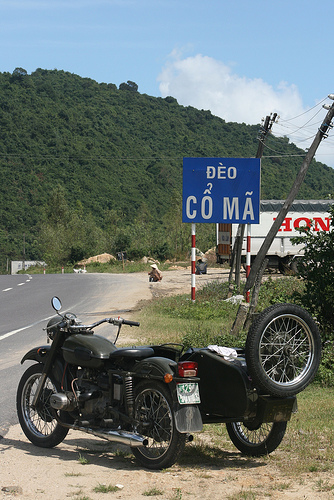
[133,356,203,433]
[133,356,177,378]
[21,345,51,364]
[20,346,67,387]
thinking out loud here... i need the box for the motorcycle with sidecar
[17,298,321,469]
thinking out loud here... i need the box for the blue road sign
[182,157,260,224]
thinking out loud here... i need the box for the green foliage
[315,342,334,387]
[1,68,334,268]
[257,276,305,311]
[291,204,334,340]
[39,185,106,265]
[148,280,245,349]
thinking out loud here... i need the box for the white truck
[217,200,333,273]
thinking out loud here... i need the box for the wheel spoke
[235,422,273,446]
[259,315,314,385]
[22,373,58,437]
[135,387,173,459]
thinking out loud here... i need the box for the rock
[2,486,23,495]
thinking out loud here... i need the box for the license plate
[177,383,201,405]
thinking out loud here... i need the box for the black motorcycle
[17,298,321,469]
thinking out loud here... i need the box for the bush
[257,276,305,311]
[291,204,334,341]
[315,342,334,386]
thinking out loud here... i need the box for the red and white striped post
[191,223,196,302]
[246,224,251,303]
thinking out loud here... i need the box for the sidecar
[151,343,296,456]
[182,347,296,421]
[154,303,322,456]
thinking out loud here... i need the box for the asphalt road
[0,272,148,437]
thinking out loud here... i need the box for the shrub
[291,204,334,341]
[315,342,334,387]
[257,276,305,312]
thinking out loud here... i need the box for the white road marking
[0,316,55,341]
[2,288,12,292]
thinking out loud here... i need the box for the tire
[226,420,287,456]
[16,363,69,448]
[246,303,322,397]
[131,380,187,470]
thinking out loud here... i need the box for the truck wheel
[246,303,321,397]
[226,421,287,456]
[132,380,186,470]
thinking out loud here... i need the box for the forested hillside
[1,68,334,268]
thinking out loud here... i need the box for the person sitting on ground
[148,264,163,282]
[195,259,207,275]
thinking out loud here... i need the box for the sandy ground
[1,269,333,499]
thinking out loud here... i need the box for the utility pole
[229,113,277,293]
[230,95,334,336]
[245,97,334,295]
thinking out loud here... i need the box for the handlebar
[66,316,140,332]
[122,319,140,327]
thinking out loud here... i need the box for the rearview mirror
[51,296,62,312]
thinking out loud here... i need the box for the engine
[50,368,111,421]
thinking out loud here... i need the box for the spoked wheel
[132,380,186,470]
[226,420,287,456]
[16,364,69,448]
[246,303,322,397]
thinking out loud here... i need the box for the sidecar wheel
[17,363,69,448]
[132,380,186,470]
[246,303,321,397]
[226,421,287,456]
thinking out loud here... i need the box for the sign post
[183,157,260,300]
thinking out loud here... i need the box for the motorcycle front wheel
[226,421,287,456]
[132,380,186,470]
[16,363,69,448]
[246,303,322,397]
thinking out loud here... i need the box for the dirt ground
[1,269,333,499]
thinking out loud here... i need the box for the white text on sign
[185,196,256,221]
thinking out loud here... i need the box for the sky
[1,0,334,167]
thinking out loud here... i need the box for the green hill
[1,68,334,267]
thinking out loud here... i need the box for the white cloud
[157,52,334,167]
[158,53,305,124]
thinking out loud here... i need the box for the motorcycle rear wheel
[226,420,287,456]
[16,363,69,448]
[132,380,186,470]
[246,303,322,397]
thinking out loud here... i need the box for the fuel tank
[62,333,117,368]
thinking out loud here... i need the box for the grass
[175,385,334,479]
[77,453,89,465]
[138,280,246,349]
[93,484,119,493]
[23,259,191,275]
[142,487,164,496]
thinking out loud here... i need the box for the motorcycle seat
[110,347,155,359]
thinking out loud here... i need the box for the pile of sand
[78,253,116,265]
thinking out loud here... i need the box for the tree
[11,67,28,82]
[119,80,138,92]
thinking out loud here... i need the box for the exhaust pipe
[72,425,148,448]
[50,393,148,448]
